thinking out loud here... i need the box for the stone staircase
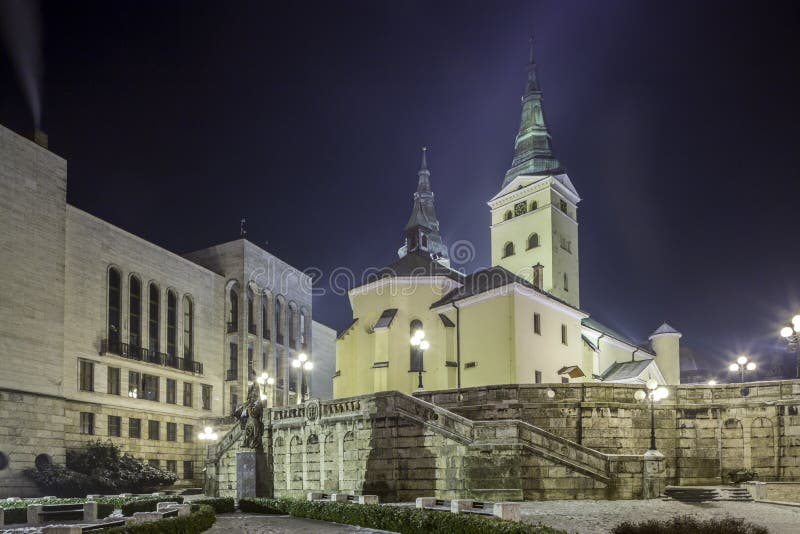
[663,486,753,502]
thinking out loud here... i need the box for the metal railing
[263,328,271,340]
[100,339,203,374]
[226,321,238,334]
[276,334,284,345]
[248,323,257,335]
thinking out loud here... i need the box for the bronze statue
[237,382,264,450]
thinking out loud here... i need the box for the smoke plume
[0,0,43,127]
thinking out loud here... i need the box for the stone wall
[415,380,800,485]
[209,391,664,502]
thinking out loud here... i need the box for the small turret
[649,323,681,385]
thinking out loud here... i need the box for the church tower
[488,39,580,307]
[398,148,451,267]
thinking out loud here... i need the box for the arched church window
[410,320,423,372]
[148,283,160,353]
[504,211,513,221]
[108,268,121,348]
[530,200,538,211]
[229,289,239,332]
[421,234,428,250]
[503,242,515,258]
[527,233,539,250]
[129,276,141,349]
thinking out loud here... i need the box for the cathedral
[333,42,681,398]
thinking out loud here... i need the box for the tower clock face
[514,201,528,216]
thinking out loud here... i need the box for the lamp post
[728,355,756,383]
[256,372,275,407]
[410,329,430,390]
[780,315,800,379]
[635,379,669,451]
[291,352,313,404]
[198,426,218,442]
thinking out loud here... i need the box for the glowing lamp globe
[304,361,314,371]
[266,377,275,386]
[655,387,669,400]
[793,315,800,327]
[260,393,267,401]
[291,359,301,368]
[204,426,212,434]
[729,363,739,372]
[746,362,756,371]
[708,380,717,386]
[419,340,430,350]
[736,355,748,365]
[645,378,658,391]
[298,353,308,363]
[410,336,421,346]
[546,389,556,399]
[781,326,793,338]
[634,390,646,402]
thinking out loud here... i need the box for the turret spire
[502,37,561,187]
[398,148,450,267]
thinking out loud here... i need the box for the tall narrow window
[166,378,176,404]
[183,461,194,480]
[183,424,194,443]
[275,299,284,344]
[530,200,538,211]
[80,413,94,435]
[128,371,140,399]
[247,346,254,381]
[108,415,121,437]
[247,289,256,335]
[503,242,515,258]
[129,418,141,438]
[108,268,121,348]
[166,422,177,442]
[148,420,160,440]
[527,233,539,250]
[129,276,141,349]
[202,385,212,410]
[534,370,542,384]
[564,273,569,292]
[229,343,238,374]
[228,289,239,333]
[148,284,160,353]
[79,360,94,392]
[300,312,306,346]
[559,199,568,213]
[107,367,120,395]
[288,306,296,348]
[561,324,568,345]
[533,313,541,335]
[409,320,423,372]
[142,374,159,401]
[262,296,270,339]
[183,296,193,361]
[166,291,177,358]
[183,383,193,407]
[504,210,513,221]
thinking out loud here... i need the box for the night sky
[2,1,799,374]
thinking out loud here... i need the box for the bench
[306,492,379,505]
[28,502,98,525]
[416,497,520,521]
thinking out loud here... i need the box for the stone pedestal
[642,449,666,499]
[237,450,269,498]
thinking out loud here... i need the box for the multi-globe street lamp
[779,315,800,379]
[410,329,430,390]
[728,355,756,383]
[291,352,313,404]
[198,426,218,441]
[635,379,669,451]
[256,372,275,406]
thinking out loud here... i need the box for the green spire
[502,36,561,187]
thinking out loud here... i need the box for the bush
[120,496,183,516]
[612,516,769,534]
[238,498,566,534]
[190,497,235,514]
[24,441,177,497]
[101,503,215,533]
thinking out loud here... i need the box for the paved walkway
[205,513,394,534]
[519,499,800,534]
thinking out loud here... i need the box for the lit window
[410,319,424,372]
[128,371,140,399]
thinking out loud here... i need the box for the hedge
[120,496,183,516]
[612,516,769,534]
[238,498,567,534]
[190,497,235,514]
[100,503,215,534]
[0,497,118,524]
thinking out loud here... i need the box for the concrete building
[0,123,334,496]
[334,41,679,399]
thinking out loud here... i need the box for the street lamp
[779,314,800,378]
[291,352,314,404]
[256,372,275,406]
[635,378,669,451]
[728,355,756,383]
[410,329,429,390]
[707,380,717,386]
[198,426,218,441]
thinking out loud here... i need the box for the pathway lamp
[780,315,800,378]
[635,378,668,451]
[256,372,275,406]
[291,352,313,404]
[410,329,429,390]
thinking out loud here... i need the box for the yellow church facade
[333,42,679,399]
